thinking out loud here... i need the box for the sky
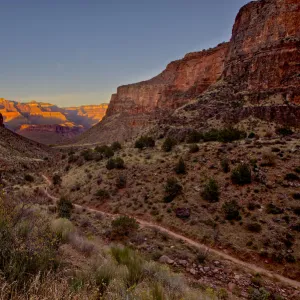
[0,0,250,107]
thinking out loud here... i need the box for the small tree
[231,163,252,185]
[106,158,116,170]
[164,178,182,203]
[57,196,73,219]
[162,137,176,152]
[114,157,125,169]
[174,157,186,174]
[202,179,220,202]
[111,216,139,239]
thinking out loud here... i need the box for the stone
[178,260,188,267]
[159,255,174,265]
[189,268,197,275]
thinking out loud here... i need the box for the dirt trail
[41,174,300,290]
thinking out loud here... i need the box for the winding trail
[41,174,300,290]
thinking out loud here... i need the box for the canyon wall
[106,42,229,116]
[77,0,300,145]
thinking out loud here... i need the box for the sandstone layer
[77,0,300,145]
[0,98,108,144]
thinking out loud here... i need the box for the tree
[57,196,73,219]
[174,157,186,174]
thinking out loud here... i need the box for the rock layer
[106,43,229,116]
[77,0,300,145]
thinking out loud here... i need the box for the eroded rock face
[106,43,229,116]
[223,0,300,101]
[77,0,300,145]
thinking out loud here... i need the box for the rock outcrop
[77,0,300,145]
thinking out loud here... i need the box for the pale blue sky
[0,0,250,106]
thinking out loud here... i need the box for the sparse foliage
[164,178,182,203]
[231,163,252,185]
[202,179,220,202]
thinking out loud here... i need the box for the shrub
[186,130,203,143]
[116,174,127,189]
[0,197,60,288]
[291,223,300,232]
[246,222,262,233]
[202,179,220,203]
[81,149,94,161]
[174,157,186,174]
[111,216,139,239]
[284,173,299,181]
[261,152,276,167]
[57,196,73,219]
[189,144,199,153]
[24,174,34,182]
[202,127,246,143]
[221,158,230,173]
[295,167,300,174]
[266,203,283,215]
[106,157,124,170]
[292,207,300,216]
[106,158,116,170]
[52,174,62,185]
[222,200,241,221]
[135,136,155,149]
[95,189,110,200]
[276,127,293,136]
[293,193,300,200]
[111,141,122,151]
[248,132,256,139]
[162,137,176,152]
[231,163,252,185]
[164,178,182,203]
[95,145,114,158]
[248,287,271,300]
[114,157,125,169]
[51,218,75,241]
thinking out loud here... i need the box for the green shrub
[81,149,94,161]
[95,189,110,200]
[24,174,34,182]
[221,158,230,173]
[57,196,73,219]
[95,145,114,158]
[293,193,300,200]
[231,163,252,185]
[114,157,125,169]
[292,207,300,216]
[111,216,139,239]
[248,287,271,300]
[174,157,186,174]
[164,178,182,203]
[294,167,300,174]
[222,200,241,221]
[202,127,246,143]
[135,136,155,149]
[246,222,262,233]
[248,132,256,139]
[162,137,177,152]
[106,158,116,170]
[276,127,293,136]
[284,173,299,181]
[266,203,283,215]
[202,179,220,203]
[52,174,62,185]
[189,144,199,153]
[186,130,203,143]
[0,197,60,288]
[111,141,122,151]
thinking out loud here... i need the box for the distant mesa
[0,98,108,144]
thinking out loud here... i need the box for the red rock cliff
[106,42,229,116]
[223,0,300,101]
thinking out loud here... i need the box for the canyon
[0,98,108,144]
[77,0,300,145]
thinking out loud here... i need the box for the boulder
[175,208,191,219]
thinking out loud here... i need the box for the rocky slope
[76,0,300,145]
[0,98,108,144]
